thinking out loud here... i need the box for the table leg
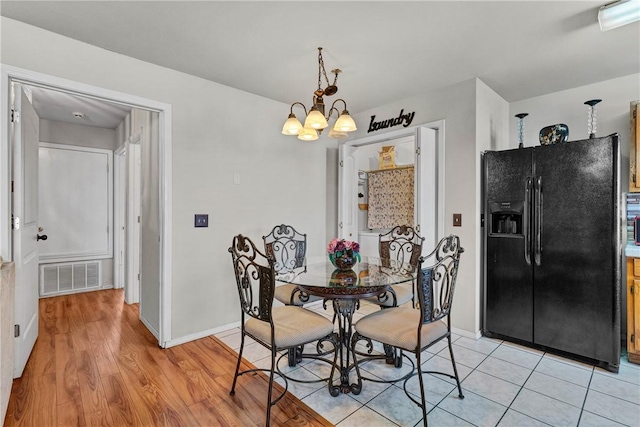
[329,298,362,396]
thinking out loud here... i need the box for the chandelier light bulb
[334,111,357,132]
[281,114,303,135]
[297,127,319,141]
[304,108,329,130]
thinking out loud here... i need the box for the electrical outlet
[194,214,208,228]
[453,213,462,227]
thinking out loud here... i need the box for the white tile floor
[215,301,640,427]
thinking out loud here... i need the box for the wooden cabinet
[629,102,640,192]
[627,257,640,364]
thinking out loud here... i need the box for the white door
[139,111,160,340]
[126,140,141,304]
[114,146,126,289]
[415,127,438,252]
[11,84,40,377]
[338,143,357,240]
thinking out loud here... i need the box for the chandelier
[281,47,357,141]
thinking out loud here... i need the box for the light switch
[453,213,462,227]
[195,214,208,228]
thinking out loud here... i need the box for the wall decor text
[367,109,416,133]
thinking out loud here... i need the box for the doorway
[0,65,173,377]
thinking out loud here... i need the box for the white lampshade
[304,108,329,130]
[333,111,357,132]
[598,0,640,31]
[297,127,319,141]
[328,127,348,139]
[281,114,303,135]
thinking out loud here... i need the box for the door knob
[37,234,48,241]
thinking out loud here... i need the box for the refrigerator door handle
[534,176,542,266]
[524,177,532,265]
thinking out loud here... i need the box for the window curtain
[367,166,414,229]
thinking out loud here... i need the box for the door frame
[338,119,446,246]
[0,64,173,347]
[114,144,126,291]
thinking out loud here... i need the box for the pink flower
[345,242,360,252]
[327,238,359,255]
[327,238,341,254]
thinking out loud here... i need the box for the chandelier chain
[318,48,331,90]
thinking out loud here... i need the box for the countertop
[625,243,640,258]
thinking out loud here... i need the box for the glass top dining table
[275,256,415,396]
[275,256,414,300]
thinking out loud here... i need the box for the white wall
[1,17,329,340]
[509,73,640,193]
[40,119,118,151]
[348,79,480,335]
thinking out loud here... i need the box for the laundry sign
[367,109,416,133]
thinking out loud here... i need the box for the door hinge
[11,215,19,230]
[14,324,20,337]
[339,160,344,167]
[137,216,141,223]
[11,180,14,193]
[415,224,421,232]
[416,147,421,155]
[632,284,635,294]
[338,222,343,229]
[10,109,20,123]
[137,273,140,281]
[632,334,635,344]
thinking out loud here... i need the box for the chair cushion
[245,306,334,348]
[354,307,448,352]
[274,284,322,306]
[365,283,413,307]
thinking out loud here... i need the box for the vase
[329,252,357,270]
[330,269,358,285]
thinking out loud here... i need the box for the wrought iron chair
[229,234,336,426]
[351,235,465,426]
[262,224,323,306]
[370,225,425,308]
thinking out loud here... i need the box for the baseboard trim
[452,326,481,340]
[164,321,241,348]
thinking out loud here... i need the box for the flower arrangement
[327,238,361,269]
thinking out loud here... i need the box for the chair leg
[266,346,277,426]
[416,349,428,427]
[287,348,297,367]
[447,335,464,399]
[230,332,245,395]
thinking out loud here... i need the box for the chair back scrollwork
[379,225,425,274]
[417,235,463,325]
[262,224,307,274]
[229,234,275,323]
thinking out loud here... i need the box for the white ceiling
[27,86,132,129]
[2,1,639,121]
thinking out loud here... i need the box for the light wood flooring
[3,289,332,426]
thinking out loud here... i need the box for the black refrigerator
[482,134,620,372]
